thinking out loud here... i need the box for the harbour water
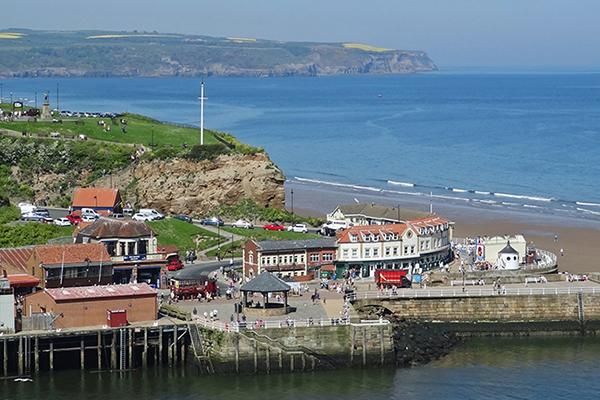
[3,337,600,399]
[2,71,600,222]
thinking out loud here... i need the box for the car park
[232,219,253,229]
[287,223,308,233]
[53,217,72,226]
[201,216,224,226]
[81,214,99,222]
[263,223,285,231]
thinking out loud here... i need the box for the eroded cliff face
[98,153,285,215]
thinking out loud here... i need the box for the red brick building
[243,239,337,281]
[23,283,157,329]
[71,187,122,216]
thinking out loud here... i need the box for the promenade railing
[349,286,600,300]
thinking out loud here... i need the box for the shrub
[185,143,230,161]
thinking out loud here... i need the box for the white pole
[429,192,433,214]
[59,246,65,287]
[200,81,205,146]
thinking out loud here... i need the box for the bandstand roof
[240,271,291,293]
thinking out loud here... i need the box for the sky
[3,0,600,68]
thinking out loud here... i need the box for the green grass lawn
[0,223,74,247]
[222,226,320,241]
[147,218,221,252]
[205,240,244,258]
[0,113,219,147]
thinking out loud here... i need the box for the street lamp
[291,188,294,217]
[217,215,221,261]
[462,266,466,293]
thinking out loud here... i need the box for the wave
[523,204,541,209]
[576,201,600,208]
[577,207,600,216]
[451,188,468,193]
[387,180,415,187]
[431,194,470,202]
[493,192,554,202]
[384,189,424,197]
[293,177,381,192]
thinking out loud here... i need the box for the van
[139,208,164,220]
[322,220,349,231]
[81,208,100,217]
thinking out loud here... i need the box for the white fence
[349,286,600,300]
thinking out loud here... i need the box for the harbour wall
[353,293,600,335]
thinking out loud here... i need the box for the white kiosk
[496,241,520,270]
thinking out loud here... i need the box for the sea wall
[354,293,600,336]
[192,323,395,374]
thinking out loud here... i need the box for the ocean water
[2,72,600,220]
[3,337,600,400]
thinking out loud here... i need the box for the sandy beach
[287,181,600,274]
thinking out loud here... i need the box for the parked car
[81,208,100,218]
[34,208,50,217]
[201,216,224,226]
[66,213,82,225]
[132,213,153,221]
[166,258,184,271]
[173,214,192,223]
[139,208,165,220]
[21,213,51,223]
[263,223,285,231]
[123,207,134,216]
[53,217,72,226]
[81,214,99,222]
[287,223,308,233]
[318,226,338,237]
[109,213,125,219]
[232,219,253,229]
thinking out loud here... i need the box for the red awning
[7,274,40,288]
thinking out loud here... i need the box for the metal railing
[349,286,600,300]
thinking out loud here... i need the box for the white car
[232,219,253,229]
[53,217,72,226]
[287,223,308,233]
[132,213,154,221]
[138,208,164,220]
[81,214,99,223]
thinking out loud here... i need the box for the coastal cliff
[0,29,437,77]
[98,153,286,215]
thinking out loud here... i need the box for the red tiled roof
[33,243,111,266]
[0,247,34,274]
[337,223,409,244]
[7,274,40,288]
[408,216,450,230]
[44,283,156,301]
[72,187,120,208]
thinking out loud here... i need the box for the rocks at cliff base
[391,317,460,367]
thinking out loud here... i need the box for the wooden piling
[49,341,54,371]
[158,327,163,365]
[128,329,133,368]
[110,332,117,370]
[80,337,85,370]
[34,337,39,373]
[17,336,23,375]
[234,335,240,373]
[97,331,102,370]
[362,327,367,366]
[3,339,7,376]
[173,325,178,365]
[142,328,148,367]
[265,346,270,374]
[253,339,258,373]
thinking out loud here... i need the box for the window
[323,253,333,261]
[310,254,320,262]
[261,257,266,265]
[385,247,391,256]
[365,248,371,258]
[404,246,408,254]
[351,248,358,258]
[293,255,298,263]
[364,234,370,242]
[410,246,415,254]
[373,248,379,257]
[138,240,147,255]
[393,247,398,256]
[350,234,358,243]
[342,249,349,258]
[105,241,117,256]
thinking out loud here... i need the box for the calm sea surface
[2,72,600,220]
[3,337,600,400]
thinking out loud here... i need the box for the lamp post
[93,195,98,209]
[290,188,294,217]
[217,216,221,261]
[462,265,466,293]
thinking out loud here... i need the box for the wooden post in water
[379,326,385,365]
[265,346,270,374]
[80,337,85,370]
[142,328,148,367]
[34,337,39,373]
[17,336,23,376]
[158,327,163,365]
[362,327,367,366]
[128,329,133,369]
[49,341,54,371]
[253,339,258,373]
[290,354,294,372]
[97,331,102,370]
[173,325,178,365]
[3,339,7,376]
[111,332,117,370]
[234,335,240,373]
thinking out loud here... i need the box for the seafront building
[327,203,431,226]
[242,238,337,280]
[71,187,123,216]
[334,216,452,278]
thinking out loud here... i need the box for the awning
[320,264,336,272]
[7,274,40,288]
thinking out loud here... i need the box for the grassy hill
[0,28,437,77]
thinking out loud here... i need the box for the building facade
[335,216,452,279]
[75,218,164,286]
[71,187,122,216]
[243,239,337,281]
[23,283,157,329]
[26,243,113,289]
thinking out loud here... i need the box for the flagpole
[59,245,65,287]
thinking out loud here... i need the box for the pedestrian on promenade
[560,248,564,256]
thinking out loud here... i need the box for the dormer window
[350,234,358,243]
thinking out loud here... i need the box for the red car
[166,257,184,271]
[263,223,285,231]
[66,213,82,225]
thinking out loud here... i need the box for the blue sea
[3,71,600,221]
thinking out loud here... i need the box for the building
[335,215,452,279]
[0,247,40,294]
[243,238,337,281]
[327,203,432,226]
[496,241,520,270]
[26,243,113,288]
[75,218,164,286]
[481,235,527,264]
[22,283,157,329]
[71,187,122,216]
[0,276,15,333]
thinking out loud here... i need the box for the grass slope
[222,226,320,240]
[147,218,221,251]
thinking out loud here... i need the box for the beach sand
[287,181,600,274]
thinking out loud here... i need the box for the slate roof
[499,241,519,254]
[256,238,337,252]
[78,217,154,239]
[335,203,431,222]
[240,271,291,293]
